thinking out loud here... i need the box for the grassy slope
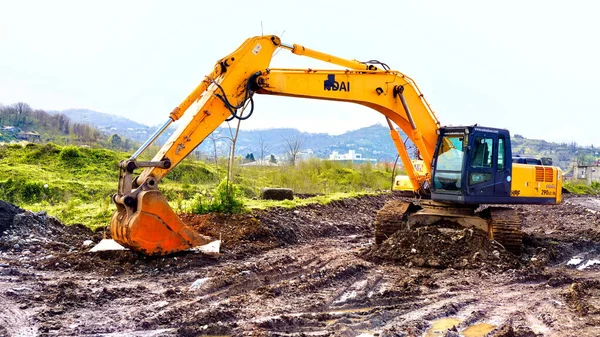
[0,143,393,230]
[563,181,600,195]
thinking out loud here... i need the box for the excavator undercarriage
[374,199,523,255]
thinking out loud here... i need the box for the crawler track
[488,206,523,255]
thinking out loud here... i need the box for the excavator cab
[431,125,513,204]
[431,125,561,205]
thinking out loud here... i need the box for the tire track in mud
[3,194,600,336]
[0,295,35,336]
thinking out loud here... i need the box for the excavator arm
[110,35,443,255]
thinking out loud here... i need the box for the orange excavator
[110,35,562,256]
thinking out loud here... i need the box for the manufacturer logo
[324,74,350,92]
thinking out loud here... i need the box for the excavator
[109,35,563,257]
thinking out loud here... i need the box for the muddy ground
[1,193,600,336]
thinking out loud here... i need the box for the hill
[214,124,409,163]
[4,104,596,171]
[50,108,151,143]
[0,103,105,146]
[48,108,410,162]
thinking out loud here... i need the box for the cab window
[470,137,493,168]
[497,137,505,171]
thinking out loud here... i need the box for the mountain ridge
[51,108,590,170]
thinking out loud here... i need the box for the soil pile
[180,194,394,256]
[180,212,279,256]
[0,200,103,274]
[0,200,22,233]
[0,206,99,256]
[364,226,520,270]
[519,196,600,243]
[564,280,600,316]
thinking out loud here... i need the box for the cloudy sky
[1,0,598,145]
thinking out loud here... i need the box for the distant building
[17,131,41,142]
[297,149,314,161]
[329,150,377,164]
[572,164,600,184]
[242,159,280,167]
[2,126,21,134]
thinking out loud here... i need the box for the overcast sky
[1,0,598,145]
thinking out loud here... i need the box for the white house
[329,150,377,164]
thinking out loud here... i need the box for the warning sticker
[252,43,262,55]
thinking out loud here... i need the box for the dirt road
[1,194,600,336]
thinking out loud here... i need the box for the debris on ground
[1,194,600,336]
[364,226,521,270]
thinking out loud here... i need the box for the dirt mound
[180,212,280,256]
[0,200,103,273]
[0,200,22,233]
[519,195,600,244]
[364,226,520,270]
[180,194,394,257]
[0,208,99,255]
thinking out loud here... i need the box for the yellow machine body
[394,160,426,192]
[510,163,563,203]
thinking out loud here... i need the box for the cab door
[467,133,496,197]
[493,135,511,198]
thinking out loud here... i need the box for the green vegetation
[187,179,247,215]
[563,181,600,195]
[236,158,392,196]
[244,191,375,210]
[0,143,392,230]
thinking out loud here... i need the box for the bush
[0,177,62,204]
[59,146,82,164]
[190,179,245,214]
[26,143,61,163]
[166,162,216,184]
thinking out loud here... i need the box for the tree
[207,130,223,176]
[108,134,123,149]
[256,133,271,161]
[269,154,277,163]
[245,153,255,162]
[282,133,305,166]
[13,102,32,126]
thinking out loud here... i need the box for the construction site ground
[2,193,600,337]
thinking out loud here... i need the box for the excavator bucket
[109,189,214,256]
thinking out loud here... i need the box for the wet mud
[1,194,600,336]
